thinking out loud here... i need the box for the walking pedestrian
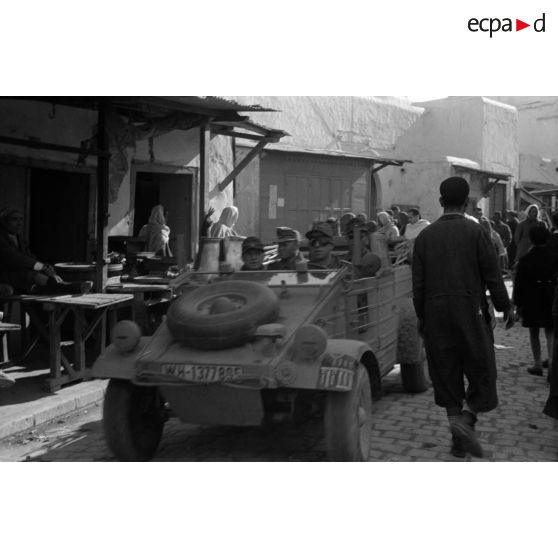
[480,217,508,271]
[514,204,546,263]
[412,177,512,458]
[505,210,520,268]
[543,287,558,419]
[512,225,558,376]
[492,211,512,251]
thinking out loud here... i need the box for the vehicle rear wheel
[324,365,372,461]
[103,379,166,462]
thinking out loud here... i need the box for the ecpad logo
[468,13,546,37]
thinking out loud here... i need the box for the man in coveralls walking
[412,177,512,458]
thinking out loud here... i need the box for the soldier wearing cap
[306,222,342,270]
[344,216,371,260]
[240,236,265,271]
[268,227,306,271]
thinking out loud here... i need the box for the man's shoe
[450,435,467,458]
[0,370,15,388]
[450,416,484,458]
[528,366,544,376]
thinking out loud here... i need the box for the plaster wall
[134,129,234,219]
[232,96,423,154]
[490,97,558,160]
[382,162,449,223]
[481,99,518,176]
[0,99,97,167]
[519,153,558,186]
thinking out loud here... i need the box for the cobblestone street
[1,321,557,462]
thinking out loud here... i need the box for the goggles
[309,238,333,248]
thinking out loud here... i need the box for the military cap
[242,236,265,254]
[275,227,301,243]
[305,222,334,240]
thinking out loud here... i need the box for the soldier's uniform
[268,227,307,270]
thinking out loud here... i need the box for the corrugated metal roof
[159,96,276,112]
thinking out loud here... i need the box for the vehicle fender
[270,340,375,393]
[316,339,374,392]
[89,337,151,380]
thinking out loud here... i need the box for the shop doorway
[29,168,90,264]
[133,171,193,259]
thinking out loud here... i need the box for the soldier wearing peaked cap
[306,222,342,270]
[268,227,307,271]
[240,236,266,271]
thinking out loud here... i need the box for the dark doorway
[134,171,193,259]
[29,168,90,263]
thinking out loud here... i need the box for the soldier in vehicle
[345,216,371,260]
[268,227,306,270]
[240,237,266,271]
[306,223,342,270]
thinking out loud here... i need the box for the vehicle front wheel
[103,379,166,462]
[324,364,372,461]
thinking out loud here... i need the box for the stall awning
[0,96,288,291]
[237,141,412,171]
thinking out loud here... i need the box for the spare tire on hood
[166,280,280,349]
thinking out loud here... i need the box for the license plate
[317,367,354,390]
[161,364,242,383]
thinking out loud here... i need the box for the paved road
[1,322,557,462]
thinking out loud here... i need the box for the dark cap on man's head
[440,176,470,206]
[275,227,301,243]
[306,222,333,241]
[346,216,369,234]
[242,236,264,254]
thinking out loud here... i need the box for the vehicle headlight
[112,320,141,354]
[293,324,327,362]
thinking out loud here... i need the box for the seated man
[240,237,266,271]
[0,207,81,294]
[268,227,306,270]
[306,223,342,270]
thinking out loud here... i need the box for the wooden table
[18,293,133,392]
[1,321,21,364]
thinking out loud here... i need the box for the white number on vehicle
[317,367,354,390]
[161,364,242,383]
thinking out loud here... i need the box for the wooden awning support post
[215,138,269,193]
[199,123,210,242]
[95,102,110,292]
